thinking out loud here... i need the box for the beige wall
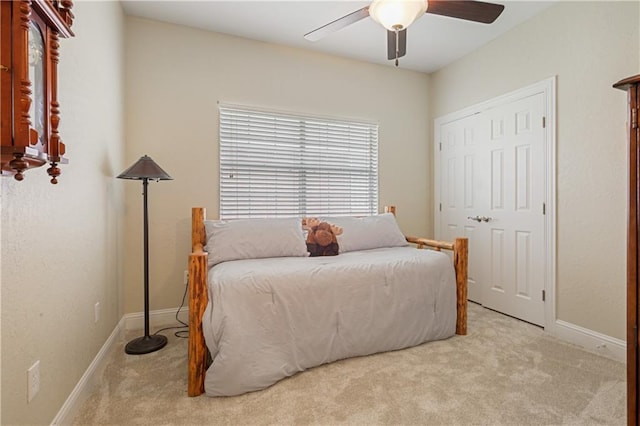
[0,2,125,424]
[123,17,432,313]
[430,1,639,340]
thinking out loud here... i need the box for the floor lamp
[117,155,173,355]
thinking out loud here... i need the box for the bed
[187,206,468,397]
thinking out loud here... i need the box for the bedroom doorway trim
[434,76,557,332]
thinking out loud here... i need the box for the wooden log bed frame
[187,206,468,397]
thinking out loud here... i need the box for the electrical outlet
[183,270,189,286]
[94,302,100,323]
[27,360,40,402]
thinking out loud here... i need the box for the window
[219,105,378,219]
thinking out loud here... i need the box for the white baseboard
[51,307,189,426]
[51,316,126,425]
[123,306,189,331]
[552,319,626,363]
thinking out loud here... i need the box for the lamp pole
[124,177,168,355]
[142,178,150,339]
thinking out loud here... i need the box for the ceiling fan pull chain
[394,26,400,67]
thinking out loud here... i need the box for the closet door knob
[467,216,482,222]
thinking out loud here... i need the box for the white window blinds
[219,105,378,219]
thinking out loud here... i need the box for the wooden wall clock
[0,0,74,183]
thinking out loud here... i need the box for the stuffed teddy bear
[302,217,343,257]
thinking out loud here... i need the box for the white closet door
[439,112,487,304]
[438,92,546,326]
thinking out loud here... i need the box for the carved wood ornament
[0,0,74,183]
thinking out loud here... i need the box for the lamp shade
[369,0,428,31]
[117,155,173,180]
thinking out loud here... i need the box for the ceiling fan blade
[387,29,407,61]
[304,6,370,42]
[426,0,505,24]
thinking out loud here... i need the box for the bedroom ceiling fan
[304,0,505,66]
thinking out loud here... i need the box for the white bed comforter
[201,246,457,396]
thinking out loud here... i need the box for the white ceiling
[121,1,555,74]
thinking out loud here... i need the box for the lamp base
[125,334,168,355]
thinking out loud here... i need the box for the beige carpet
[73,303,626,425]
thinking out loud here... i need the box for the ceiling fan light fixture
[369,0,428,31]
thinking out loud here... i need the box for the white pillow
[324,213,408,253]
[204,217,308,266]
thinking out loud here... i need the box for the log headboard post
[453,237,468,335]
[188,207,208,397]
[192,206,207,249]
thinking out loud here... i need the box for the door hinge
[439,203,442,212]
[635,324,638,348]
[543,203,546,215]
[542,290,546,302]
[632,108,638,129]
[439,142,442,151]
[542,116,546,128]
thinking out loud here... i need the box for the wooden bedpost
[188,207,208,397]
[453,237,468,335]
